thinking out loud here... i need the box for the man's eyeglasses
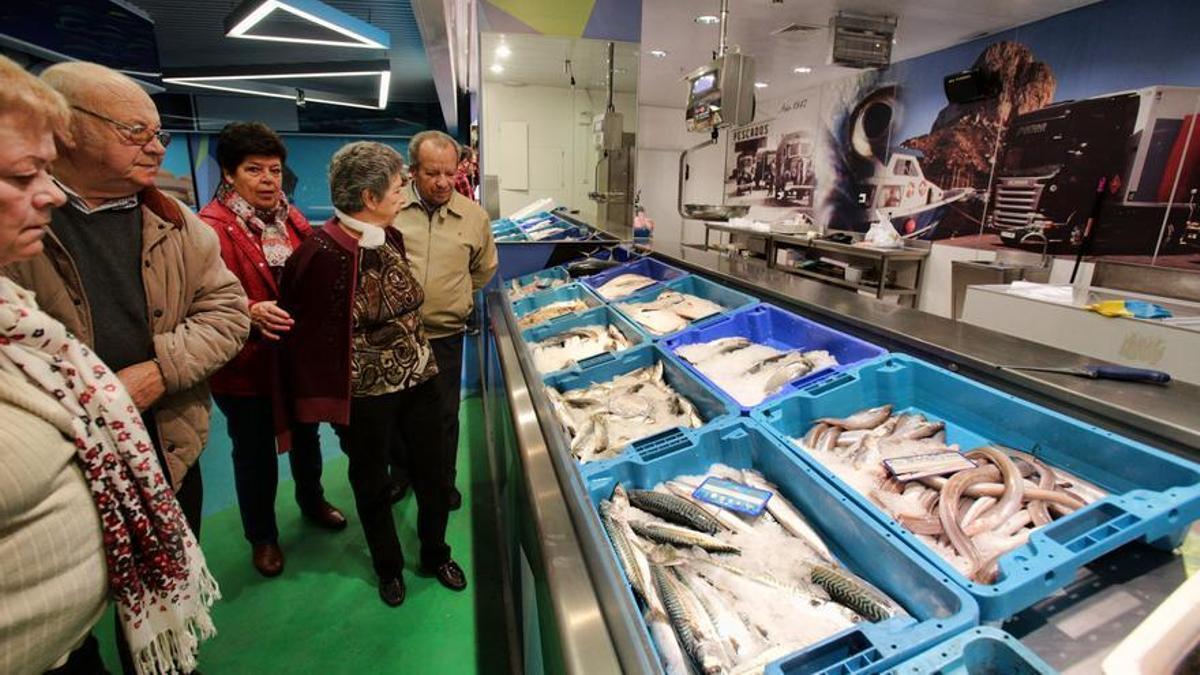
[72,106,172,148]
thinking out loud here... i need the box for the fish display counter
[476,235,1200,674]
[491,209,622,282]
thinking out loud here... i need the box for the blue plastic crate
[585,418,978,675]
[513,210,555,226]
[880,627,1055,675]
[662,303,888,412]
[751,354,1200,621]
[511,282,603,328]
[581,257,689,300]
[519,305,650,376]
[612,275,761,342]
[543,344,737,468]
[505,266,573,302]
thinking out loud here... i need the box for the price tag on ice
[883,452,977,482]
[693,477,773,516]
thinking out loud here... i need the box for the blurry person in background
[453,145,477,201]
[199,122,346,579]
[392,131,496,512]
[280,141,465,608]
[3,60,248,674]
[0,54,218,675]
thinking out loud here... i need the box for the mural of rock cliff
[900,42,1057,239]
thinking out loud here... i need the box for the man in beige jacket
[393,130,497,510]
[3,61,250,538]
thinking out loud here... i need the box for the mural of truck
[989,86,1200,253]
[773,131,816,206]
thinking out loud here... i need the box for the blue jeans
[213,394,326,545]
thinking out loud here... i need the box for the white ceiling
[481,33,639,92]
[638,0,1099,107]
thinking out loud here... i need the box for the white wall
[635,104,728,247]
[481,83,636,219]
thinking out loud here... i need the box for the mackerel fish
[629,488,724,534]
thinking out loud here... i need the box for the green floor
[95,396,508,674]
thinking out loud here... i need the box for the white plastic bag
[863,210,903,248]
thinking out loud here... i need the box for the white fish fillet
[596,273,658,299]
[618,291,725,336]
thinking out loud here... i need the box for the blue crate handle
[802,371,858,397]
[1036,498,1141,559]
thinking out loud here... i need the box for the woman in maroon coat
[199,122,346,578]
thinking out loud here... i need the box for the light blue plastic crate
[505,266,572,302]
[585,418,978,675]
[751,353,1200,621]
[519,305,650,377]
[880,627,1056,675]
[612,275,761,341]
[543,344,737,469]
[581,257,689,300]
[513,210,555,226]
[511,282,603,328]
[662,303,888,413]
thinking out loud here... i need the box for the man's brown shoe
[252,543,284,577]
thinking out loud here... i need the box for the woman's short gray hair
[328,141,405,213]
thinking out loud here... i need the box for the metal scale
[588,42,636,233]
[677,0,757,221]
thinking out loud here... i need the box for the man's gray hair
[328,141,405,213]
[407,130,459,169]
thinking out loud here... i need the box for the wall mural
[724,0,1200,268]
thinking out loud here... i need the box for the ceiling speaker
[829,13,896,69]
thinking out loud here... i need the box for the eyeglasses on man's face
[72,106,172,148]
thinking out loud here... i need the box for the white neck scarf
[334,209,386,249]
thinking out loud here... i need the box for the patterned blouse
[350,240,439,396]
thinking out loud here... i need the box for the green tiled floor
[96,397,506,673]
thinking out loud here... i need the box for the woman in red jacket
[199,122,346,578]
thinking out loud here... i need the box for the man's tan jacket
[392,186,498,339]
[2,188,250,487]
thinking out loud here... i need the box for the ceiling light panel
[225,0,391,49]
[163,60,391,109]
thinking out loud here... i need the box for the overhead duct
[829,13,896,69]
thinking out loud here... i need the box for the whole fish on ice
[676,339,839,407]
[528,324,633,373]
[517,299,589,329]
[508,275,569,300]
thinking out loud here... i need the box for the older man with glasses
[2,61,249,673]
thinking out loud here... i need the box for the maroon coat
[198,199,313,396]
[278,219,410,427]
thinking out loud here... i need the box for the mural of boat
[860,152,972,238]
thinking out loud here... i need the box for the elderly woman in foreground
[0,54,217,675]
[279,141,465,607]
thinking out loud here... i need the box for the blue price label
[693,477,773,516]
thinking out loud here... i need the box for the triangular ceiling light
[163,60,391,110]
[225,0,391,49]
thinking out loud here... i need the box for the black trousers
[393,335,464,492]
[335,379,451,580]
[213,394,326,544]
[44,635,108,675]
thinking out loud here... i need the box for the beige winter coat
[392,187,498,339]
[2,187,250,487]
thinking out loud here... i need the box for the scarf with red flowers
[0,276,219,675]
[217,180,294,268]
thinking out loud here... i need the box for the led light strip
[163,70,390,110]
[226,0,390,50]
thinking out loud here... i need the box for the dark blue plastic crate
[752,353,1200,622]
[510,282,603,328]
[519,305,650,376]
[586,418,978,675]
[662,303,888,412]
[880,627,1055,675]
[580,257,689,300]
[612,275,761,341]
[542,344,736,468]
